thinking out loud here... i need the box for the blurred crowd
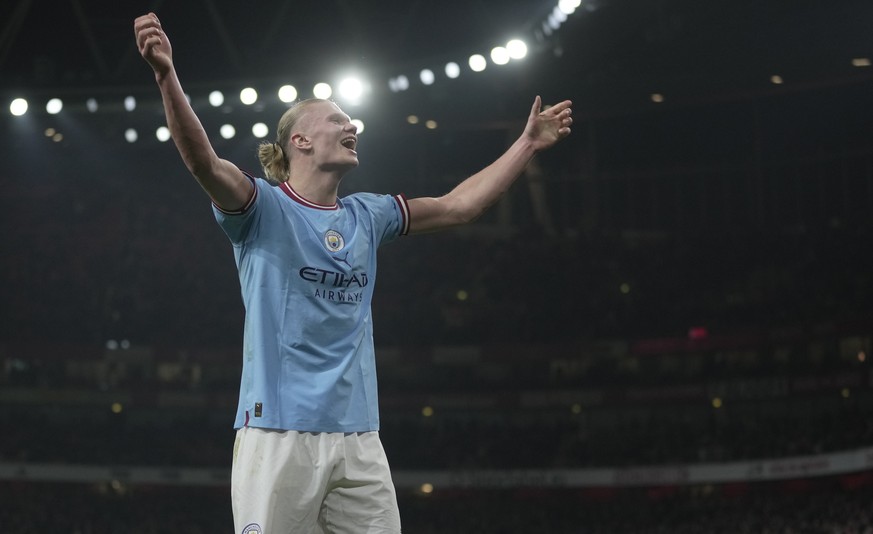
[3,74,873,532]
[1,391,870,471]
[1,479,871,533]
[3,137,873,351]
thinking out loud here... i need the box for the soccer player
[135,11,572,534]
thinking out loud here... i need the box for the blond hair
[256,98,330,184]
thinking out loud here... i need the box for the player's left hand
[523,96,573,152]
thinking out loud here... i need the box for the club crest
[324,229,345,252]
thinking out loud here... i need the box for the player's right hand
[134,12,173,77]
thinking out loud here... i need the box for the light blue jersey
[213,173,409,432]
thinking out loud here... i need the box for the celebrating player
[135,11,572,533]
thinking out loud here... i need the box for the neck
[286,167,344,206]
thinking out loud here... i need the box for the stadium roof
[2,0,871,119]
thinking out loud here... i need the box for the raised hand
[134,12,173,78]
[522,96,573,152]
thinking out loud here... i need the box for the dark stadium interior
[2,0,873,532]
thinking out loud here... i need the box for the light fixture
[278,85,298,103]
[468,54,487,72]
[240,88,258,105]
[313,83,332,99]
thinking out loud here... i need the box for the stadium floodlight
[490,47,510,65]
[86,98,98,113]
[124,96,136,111]
[468,54,487,72]
[419,69,435,86]
[445,62,461,79]
[313,82,332,99]
[9,98,27,116]
[209,91,225,107]
[220,124,236,139]
[125,128,138,143]
[252,122,269,138]
[49,100,62,114]
[46,98,63,114]
[558,0,581,15]
[240,88,258,105]
[396,75,409,91]
[506,39,528,60]
[278,85,298,103]
[338,77,364,103]
[156,126,171,142]
[350,119,364,134]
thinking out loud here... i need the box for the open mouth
[341,137,357,151]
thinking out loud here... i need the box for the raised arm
[406,96,572,234]
[134,13,252,211]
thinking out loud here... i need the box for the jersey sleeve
[212,171,263,245]
[351,192,410,246]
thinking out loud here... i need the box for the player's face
[301,101,359,171]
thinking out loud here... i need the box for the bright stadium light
[252,122,269,138]
[506,39,528,60]
[469,54,487,72]
[350,119,364,134]
[209,91,225,107]
[220,124,236,139]
[490,46,510,65]
[125,128,138,143]
[445,62,461,79]
[124,96,136,111]
[9,98,28,116]
[240,88,258,105]
[156,126,171,142]
[338,77,364,103]
[278,85,298,103]
[558,0,582,15]
[313,82,332,99]
[46,98,63,114]
[419,69,435,85]
[86,98,98,113]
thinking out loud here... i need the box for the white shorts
[231,427,401,534]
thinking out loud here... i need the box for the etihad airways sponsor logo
[299,266,369,288]
[299,266,368,304]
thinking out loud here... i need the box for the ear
[290,133,311,150]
